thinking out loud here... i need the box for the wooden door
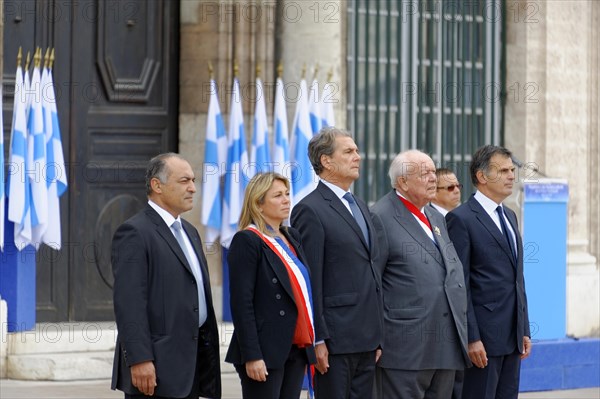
[2,0,179,321]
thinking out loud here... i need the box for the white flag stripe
[41,65,67,249]
[220,78,248,248]
[290,79,317,205]
[272,77,293,203]
[321,82,336,128]
[308,79,322,135]
[201,79,227,245]
[8,65,32,249]
[27,64,48,247]
[249,78,271,178]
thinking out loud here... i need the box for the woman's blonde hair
[238,172,290,234]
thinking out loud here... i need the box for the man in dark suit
[446,145,531,399]
[371,150,470,399]
[291,127,383,399]
[111,153,221,399]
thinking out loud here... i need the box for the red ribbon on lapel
[397,195,432,231]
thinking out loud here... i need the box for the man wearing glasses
[430,168,462,216]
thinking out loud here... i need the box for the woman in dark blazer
[226,172,316,399]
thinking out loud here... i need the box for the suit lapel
[318,182,370,251]
[390,193,443,267]
[145,207,201,278]
[468,197,516,267]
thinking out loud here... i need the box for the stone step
[4,321,236,380]
[7,347,234,381]
[7,351,114,380]
[8,322,117,355]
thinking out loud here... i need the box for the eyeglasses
[436,184,463,192]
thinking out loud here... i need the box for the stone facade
[505,0,599,337]
[178,0,347,318]
[0,0,596,342]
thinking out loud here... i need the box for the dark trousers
[462,352,521,399]
[315,350,377,399]
[452,370,464,399]
[375,367,455,399]
[235,345,308,399]
[125,326,220,399]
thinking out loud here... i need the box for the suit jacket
[446,195,530,357]
[111,205,221,398]
[225,227,317,368]
[290,181,383,355]
[371,191,470,370]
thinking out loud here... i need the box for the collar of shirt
[473,190,502,218]
[148,200,181,229]
[473,190,512,235]
[430,202,449,216]
[320,178,353,213]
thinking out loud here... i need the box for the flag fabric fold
[220,78,249,248]
[27,62,48,248]
[272,77,292,202]
[41,64,68,249]
[249,77,271,178]
[201,79,227,246]
[308,79,322,135]
[290,79,317,205]
[8,65,32,249]
[321,81,336,128]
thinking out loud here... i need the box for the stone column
[278,0,347,129]
[179,0,277,320]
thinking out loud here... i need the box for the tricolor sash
[246,226,315,343]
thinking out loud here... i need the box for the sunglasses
[437,184,463,192]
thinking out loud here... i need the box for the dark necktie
[172,220,207,326]
[343,192,370,247]
[496,206,517,263]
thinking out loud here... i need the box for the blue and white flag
[0,86,4,250]
[41,65,67,249]
[201,79,227,247]
[221,78,248,248]
[249,77,271,178]
[27,62,48,248]
[308,79,322,135]
[321,81,336,128]
[290,79,317,205]
[8,65,31,249]
[272,77,292,201]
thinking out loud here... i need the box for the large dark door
[2,0,179,321]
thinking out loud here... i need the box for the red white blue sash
[247,226,315,342]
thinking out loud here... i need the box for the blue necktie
[172,220,208,326]
[497,206,517,263]
[343,192,370,247]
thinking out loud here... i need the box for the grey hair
[145,152,184,195]
[308,126,354,175]
[388,149,430,189]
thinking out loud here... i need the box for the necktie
[496,206,517,263]
[343,192,370,247]
[172,220,208,326]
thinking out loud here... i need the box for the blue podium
[522,178,568,340]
